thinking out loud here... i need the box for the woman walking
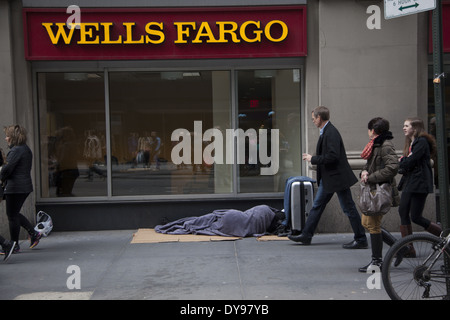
[0,125,41,252]
[398,117,441,239]
[359,117,399,272]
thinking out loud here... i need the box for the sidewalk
[0,230,390,300]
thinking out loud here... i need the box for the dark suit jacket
[310,122,357,193]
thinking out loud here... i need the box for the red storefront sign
[443,2,450,52]
[23,6,307,60]
[429,1,450,53]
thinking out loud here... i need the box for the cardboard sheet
[131,229,289,243]
[131,228,241,243]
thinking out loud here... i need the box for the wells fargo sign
[23,6,307,60]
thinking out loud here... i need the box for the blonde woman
[0,125,42,253]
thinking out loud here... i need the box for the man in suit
[288,106,367,248]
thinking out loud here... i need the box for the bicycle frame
[417,233,450,299]
[423,233,450,274]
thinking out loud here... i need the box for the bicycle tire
[382,233,450,300]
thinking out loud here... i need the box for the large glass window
[237,69,302,193]
[108,71,232,196]
[37,72,106,198]
[37,68,302,199]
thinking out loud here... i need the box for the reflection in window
[237,69,302,193]
[37,72,106,197]
[108,71,232,196]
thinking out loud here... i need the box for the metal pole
[431,0,450,295]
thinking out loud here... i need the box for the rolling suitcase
[290,181,314,232]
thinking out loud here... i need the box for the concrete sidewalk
[0,230,390,300]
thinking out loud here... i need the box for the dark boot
[359,233,383,273]
[381,227,397,246]
[426,222,442,237]
[394,225,416,267]
[399,224,411,238]
[399,224,416,257]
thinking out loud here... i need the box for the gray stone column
[0,0,36,240]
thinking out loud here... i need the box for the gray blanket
[154,205,277,237]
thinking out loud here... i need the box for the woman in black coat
[398,117,441,242]
[0,125,42,252]
[0,148,16,261]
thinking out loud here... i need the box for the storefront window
[237,69,302,193]
[37,68,302,199]
[108,71,232,196]
[37,72,106,197]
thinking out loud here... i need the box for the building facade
[1,0,448,234]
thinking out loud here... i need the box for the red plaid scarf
[360,136,378,160]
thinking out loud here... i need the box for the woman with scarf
[359,117,399,272]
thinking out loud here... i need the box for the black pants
[398,191,431,229]
[5,193,35,242]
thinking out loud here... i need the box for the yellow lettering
[123,22,144,44]
[192,22,219,43]
[216,21,239,43]
[264,20,288,42]
[42,22,76,44]
[145,22,165,44]
[174,22,196,44]
[41,19,290,47]
[78,23,100,44]
[240,21,262,43]
[101,23,123,44]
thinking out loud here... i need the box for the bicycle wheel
[382,233,450,300]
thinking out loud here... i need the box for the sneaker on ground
[30,232,42,249]
[2,241,16,262]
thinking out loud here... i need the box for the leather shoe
[288,233,312,245]
[342,240,368,249]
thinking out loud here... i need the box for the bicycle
[382,229,450,300]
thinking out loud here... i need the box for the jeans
[301,182,367,243]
